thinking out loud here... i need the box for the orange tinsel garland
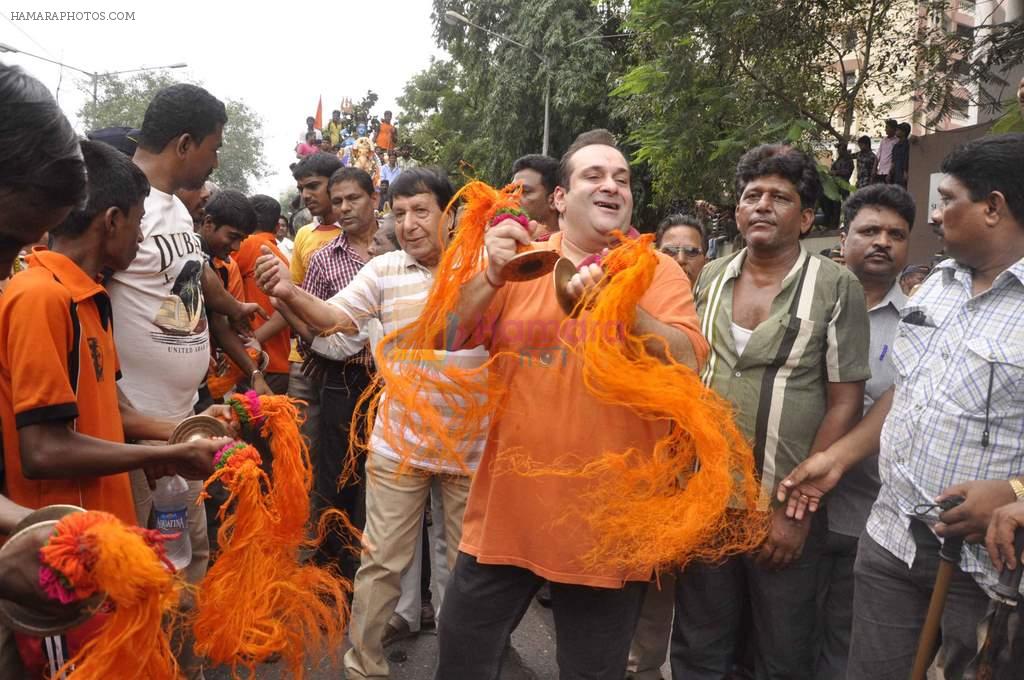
[349,180,518,475]
[192,394,351,680]
[38,510,182,680]
[502,232,767,573]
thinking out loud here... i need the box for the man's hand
[227,301,268,337]
[251,371,274,396]
[0,522,87,616]
[168,436,233,480]
[255,246,298,300]
[484,218,534,286]
[565,259,607,305]
[935,480,1017,544]
[985,501,1024,572]
[301,353,329,382]
[755,505,812,570]
[776,449,844,520]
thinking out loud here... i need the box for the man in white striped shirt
[253,167,487,680]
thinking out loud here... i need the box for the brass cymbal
[11,504,84,536]
[0,517,105,636]
[553,257,582,317]
[169,414,229,444]
[499,249,559,282]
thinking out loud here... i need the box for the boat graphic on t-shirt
[153,259,206,335]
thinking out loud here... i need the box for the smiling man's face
[553,144,633,241]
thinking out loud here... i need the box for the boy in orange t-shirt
[0,140,230,678]
[236,195,291,394]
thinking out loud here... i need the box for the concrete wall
[906,120,994,264]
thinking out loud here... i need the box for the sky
[0,1,447,196]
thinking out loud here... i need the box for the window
[959,0,976,14]
[954,22,975,49]
[844,71,858,91]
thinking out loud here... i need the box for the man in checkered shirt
[777,133,1024,678]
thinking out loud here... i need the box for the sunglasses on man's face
[660,245,704,258]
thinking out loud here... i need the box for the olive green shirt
[694,247,871,510]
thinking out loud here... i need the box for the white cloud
[0,0,447,197]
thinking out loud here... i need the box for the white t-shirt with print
[108,188,210,419]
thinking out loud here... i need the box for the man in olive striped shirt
[671,144,869,680]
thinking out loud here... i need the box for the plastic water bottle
[152,475,192,571]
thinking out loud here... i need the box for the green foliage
[78,72,267,193]
[991,99,1024,134]
[397,0,631,187]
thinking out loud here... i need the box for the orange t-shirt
[458,233,709,588]
[376,121,395,151]
[235,232,291,375]
[212,255,245,301]
[0,249,135,525]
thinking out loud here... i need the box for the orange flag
[314,95,323,130]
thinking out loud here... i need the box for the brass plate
[499,250,559,282]
[169,414,229,444]
[0,518,105,636]
[553,257,581,317]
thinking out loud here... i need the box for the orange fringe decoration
[207,347,265,399]
[500,232,767,573]
[38,510,182,680]
[192,394,351,680]
[349,180,519,475]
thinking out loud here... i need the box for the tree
[79,72,268,193]
[396,0,632,186]
[615,0,987,207]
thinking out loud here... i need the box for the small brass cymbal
[169,414,229,444]
[0,517,105,635]
[499,249,559,283]
[553,257,582,317]
[11,504,84,536]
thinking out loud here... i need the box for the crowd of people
[0,59,1023,680]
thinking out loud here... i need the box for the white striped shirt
[314,249,488,473]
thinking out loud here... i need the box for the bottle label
[154,508,188,534]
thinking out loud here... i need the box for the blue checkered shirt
[866,257,1024,595]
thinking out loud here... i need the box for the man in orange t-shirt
[437,129,709,679]
[374,110,396,154]
[236,195,291,394]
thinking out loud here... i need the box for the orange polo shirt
[236,232,291,375]
[212,255,245,301]
[0,249,135,525]
[459,233,709,588]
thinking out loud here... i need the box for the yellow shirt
[289,221,341,362]
[290,221,341,285]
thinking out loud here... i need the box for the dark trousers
[671,515,826,680]
[312,361,372,581]
[848,523,1023,680]
[815,530,858,680]
[436,552,647,680]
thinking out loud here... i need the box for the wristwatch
[1009,477,1024,502]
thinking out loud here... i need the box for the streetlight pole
[0,42,186,105]
[443,11,629,157]
[444,10,552,155]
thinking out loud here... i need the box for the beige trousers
[343,453,471,680]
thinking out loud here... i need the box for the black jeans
[671,514,826,680]
[436,551,647,680]
[312,361,372,581]
[848,523,1023,680]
